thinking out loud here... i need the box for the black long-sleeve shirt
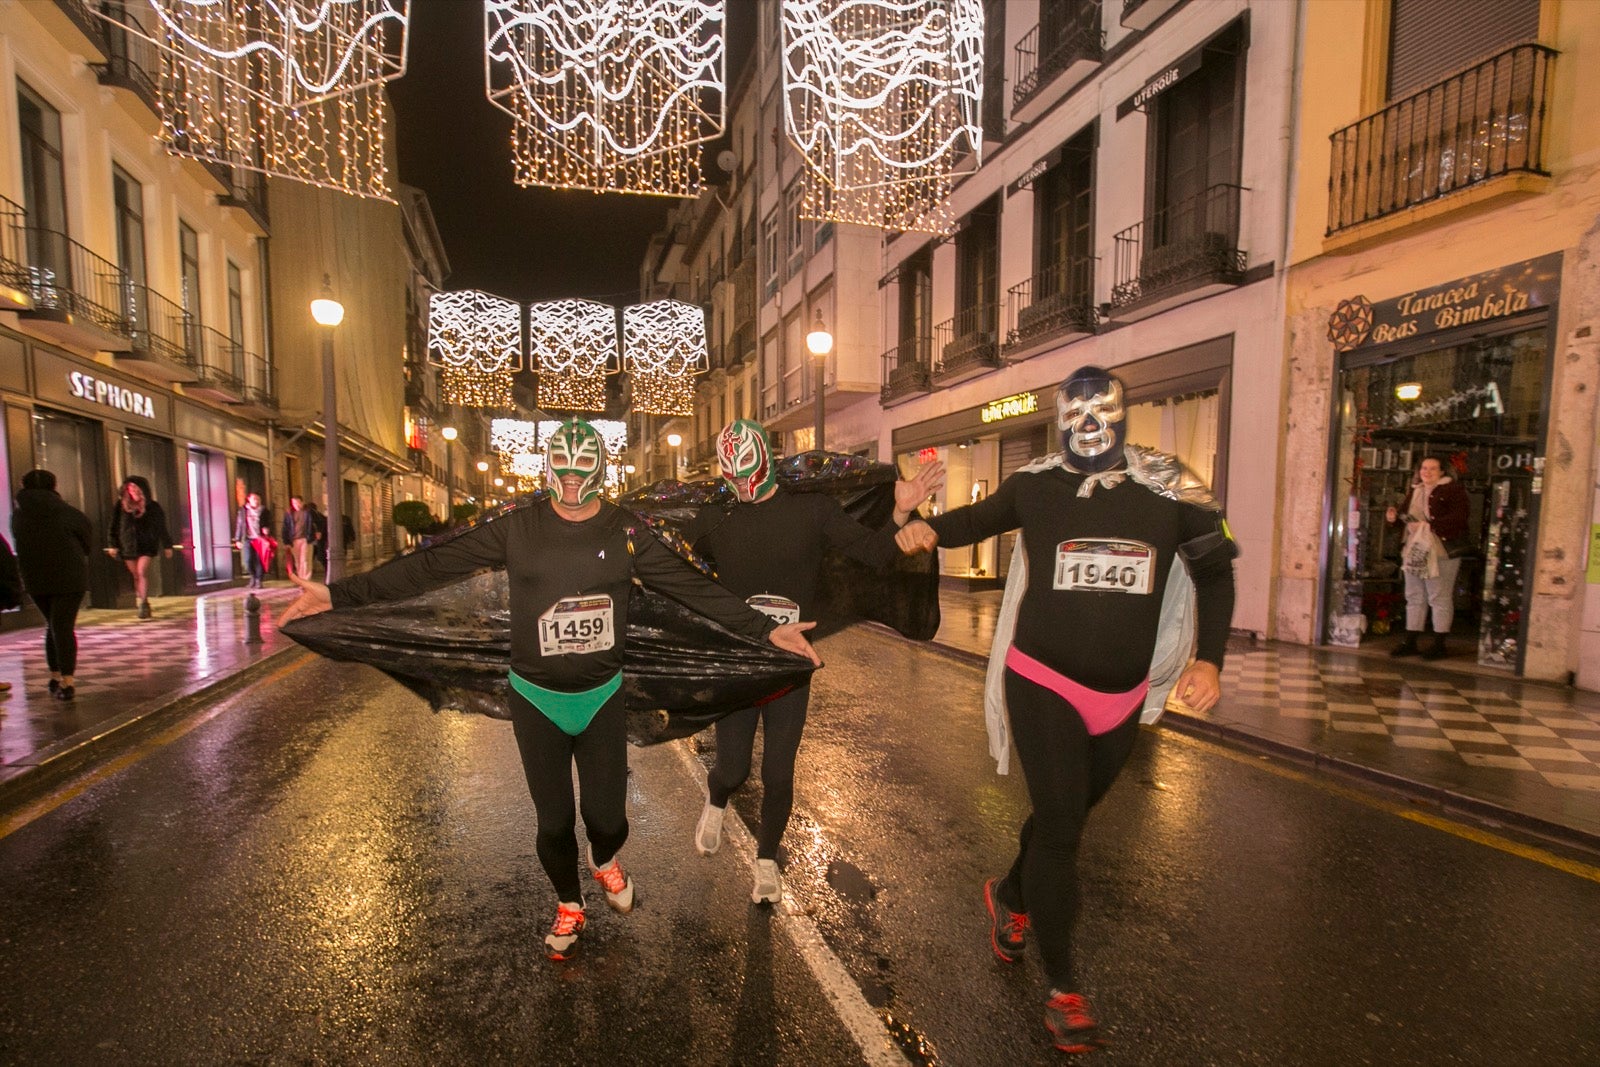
[331,499,777,691]
[927,467,1235,692]
[681,490,902,617]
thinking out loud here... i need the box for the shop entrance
[1324,324,1547,671]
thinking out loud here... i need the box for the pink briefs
[1004,646,1149,736]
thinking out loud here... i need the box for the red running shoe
[984,877,1028,962]
[1044,991,1103,1054]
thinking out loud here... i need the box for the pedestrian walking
[1386,455,1471,661]
[106,474,173,619]
[13,469,93,700]
[278,419,822,962]
[233,492,275,589]
[281,496,318,579]
[681,419,943,903]
[895,366,1237,1054]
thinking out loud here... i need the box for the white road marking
[671,741,912,1067]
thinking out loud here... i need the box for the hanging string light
[99,0,410,200]
[537,418,628,454]
[428,289,524,408]
[491,418,544,492]
[528,299,617,412]
[622,300,706,416]
[782,0,983,234]
[483,0,725,197]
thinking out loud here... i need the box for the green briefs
[508,669,623,736]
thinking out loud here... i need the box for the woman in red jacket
[1386,456,1470,660]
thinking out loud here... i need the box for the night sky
[387,0,745,305]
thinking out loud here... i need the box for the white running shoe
[752,858,783,904]
[544,901,585,961]
[695,801,725,856]
[588,847,635,913]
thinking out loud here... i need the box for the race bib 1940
[746,594,801,625]
[1053,539,1155,595]
[537,594,615,656]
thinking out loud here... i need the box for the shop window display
[1325,327,1545,669]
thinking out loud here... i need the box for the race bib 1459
[538,594,616,656]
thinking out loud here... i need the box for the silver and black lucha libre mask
[1057,366,1128,474]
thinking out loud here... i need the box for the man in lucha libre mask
[683,418,943,904]
[894,366,1237,1054]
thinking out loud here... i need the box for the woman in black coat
[106,474,174,619]
[12,469,93,700]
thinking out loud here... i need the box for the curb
[0,645,305,810]
[911,632,1600,858]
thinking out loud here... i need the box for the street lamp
[441,425,458,524]
[806,309,833,453]
[310,275,345,581]
[476,458,490,504]
[666,431,682,479]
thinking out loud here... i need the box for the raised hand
[895,519,939,555]
[277,569,333,627]
[893,460,945,523]
[768,620,822,666]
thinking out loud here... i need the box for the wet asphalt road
[1,627,1597,1065]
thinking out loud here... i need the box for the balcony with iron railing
[1121,0,1184,32]
[934,303,1002,385]
[119,280,198,379]
[0,195,33,310]
[1326,43,1554,239]
[1004,263,1097,355]
[732,259,757,327]
[96,0,160,116]
[219,164,270,234]
[46,0,108,57]
[14,223,133,349]
[1108,183,1246,322]
[187,324,249,403]
[1012,1,1103,123]
[880,337,934,407]
[234,347,278,415]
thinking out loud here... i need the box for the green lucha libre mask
[545,419,607,505]
[717,419,777,502]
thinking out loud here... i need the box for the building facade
[1277,0,1600,688]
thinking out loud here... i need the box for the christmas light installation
[622,300,707,416]
[528,299,616,412]
[483,0,726,197]
[98,1,411,200]
[428,289,523,408]
[537,418,628,455]
[782,0,984,234]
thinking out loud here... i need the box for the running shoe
[544,902,585,961]
[751,858,783,904]
[137,600,151,619]
[984,877,1028,963]
[1044,991,1103,1054]
[589,849,635,913]
[694,801,724,856]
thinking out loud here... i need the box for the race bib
[746,594,800,625]
[1053,539,1155,595]
[537,594,615,656]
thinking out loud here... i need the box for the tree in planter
[451,502,479,527]
[392,500,435,547]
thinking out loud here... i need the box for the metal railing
[934,303,1001,378]
[1327,43,1554,234]
[122,280,197,369]
[1006,263,1097,350]
[96,0,160,113]
[0,195,29,297]
[1013,1,1104,109]
[193,323,247,392]
[239,347,276,409]
[15,223,129,338]
[219,164,270,228]
[1110,183,1246,310]
[51,0,107,49]
[880,337,933,405]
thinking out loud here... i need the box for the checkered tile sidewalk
[1219,648,1600,794]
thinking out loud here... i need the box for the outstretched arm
[892,460,945,526]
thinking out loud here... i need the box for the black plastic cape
[281,451,940,743]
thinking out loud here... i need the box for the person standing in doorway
[233,491,275,589]
[281,496,317,579]
[1386,455,1470,660]
[106,475,174,619]
[13,470,93,699]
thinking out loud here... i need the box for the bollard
[243,593,263,645]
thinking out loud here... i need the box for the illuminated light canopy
[98,1,411,200]
[528,299,617,412]
[622,299,707,416]
[429,289,524,408]
[537,418,628,455]
[483,0,726,197]
[782,0,984,234]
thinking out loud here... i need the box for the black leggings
[508,686,630,903]
[31,593,84,676]
[707,683,810,859]
[994,668,1142,991]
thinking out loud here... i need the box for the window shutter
[1387,0,1540,100]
